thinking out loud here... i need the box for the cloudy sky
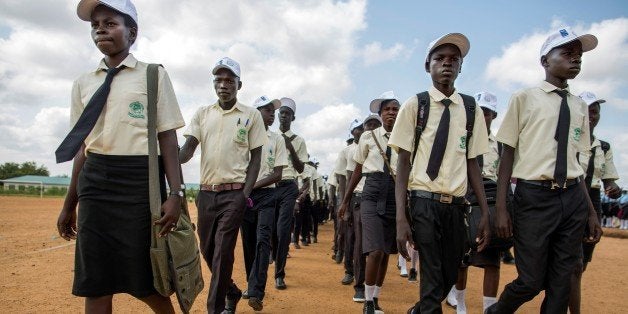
[1,0,626,187]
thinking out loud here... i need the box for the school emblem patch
[236,128,248,143]
[573,127,582,142]
[128,101,145,119]
[459,135,467,149]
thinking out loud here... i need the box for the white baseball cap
[363,113,383,125]
[369,91,399,114]
[212,57,241,78]
[279,97,296,114]
[540,27,598,57]
[578,91,606,106]
[349,118,362,132]
[253,95,281,109]
[309,156,319,164]
[77,0,138,25]
[425,33,470,63]
[474,91,498,113]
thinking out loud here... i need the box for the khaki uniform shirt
[184,101,267,185]
[280,130,309,180]
[482,133,500,181]
[334,144,353,178]
[310,168,322,201]
[354,126,398,175]
[579,138,619,189]
[298,163,314,191]
[258,130,289,188]
[496,81,590,180]
[346,144,366,193]
[388,86,489,196]
[71,54,185,155]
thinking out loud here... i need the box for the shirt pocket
[118,91,148,128]
[232,116,252,147]
[568,109,585,144]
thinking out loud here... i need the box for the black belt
[362,172,392,179]
[410,190,466,205]
[277,179,296,187]
[518,177,581,189]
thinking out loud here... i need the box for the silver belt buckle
[440,194,453,204]
[211,184,220,191]
[550,181,566,189]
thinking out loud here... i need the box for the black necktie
[426,99,451,180]
[552,89,570,187]
[55,66,125,163]
[383,133,391,174]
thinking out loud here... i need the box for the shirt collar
[95,53,138,72]
[283,129,295,137]
[540,80,571,94]
[428,86,462,106]
[591,138,601,148]
[210,101,246,113]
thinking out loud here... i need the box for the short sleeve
[353,132,371,165]
[577,102,591,153]
[388,96,417,153]
[297,138,309,164]
[183,108,203,141]
[156,67,185,132]
[602,146,620,180]
[248,110,267,150]
[496,92,522,148]
[274,134,289,168]
[70,80,82,127]
[346,147,357,172]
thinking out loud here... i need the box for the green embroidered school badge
[573,127,582,141]
[236,128,248,143]
[459,135,467,149]
[128,102,145,119]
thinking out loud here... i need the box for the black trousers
[343,194,356,276]
[351,194,366,292]
[408,196,466,314]
[294,195,312,243]
[196,190,246,314]
[272,181,298,279]
[310,200,320,238]
[488,181,588,314]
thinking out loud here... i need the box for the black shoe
[363,300,375,314]
[301,240,309,246]
[242,289,249,299]
[224,290,242,314]
[335,252,344,264]
[408,268,417,282]
[275,277,287,290]
[341,273,354,285]
[353,290,365,303]
[294,242,301,249]
[373,297,383,312]
[502,251,515,264]
[313,236,318,243]
[248,296,264,311]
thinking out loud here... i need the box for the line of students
[56,1,621,313]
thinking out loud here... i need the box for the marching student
[339,91,400,314]
[487,28,603,313]
[179,57,266,314]
[273,97,309,290]
[568,91,621,314]
[56,1,184,312]
[389,33,491,313]
[240,96,288,311]
[339,114,382,304]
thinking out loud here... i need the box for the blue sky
[0,0,626,187]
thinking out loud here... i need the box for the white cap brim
[77,0,138,25]
[257,99,281,110]
[426,33,470,62]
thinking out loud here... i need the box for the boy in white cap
[273,97,309,290]
[487,28,603,313]
[336,119,364,283]
[446,91,505,313]
[239,96,288,311]
[180,57,267,314]
[388,33,490,314]
[339,114,381,303]
[568,91,620,313]
[57,0,185,312]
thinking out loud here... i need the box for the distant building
[0,175,70,192]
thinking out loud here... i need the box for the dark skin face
[278,107,295,131]
[481,107,496,132]
[351,126,364,143]
[91,5,136,68]
[258,104,276,129]
[588,102,600,131]
[213,68,242,109]
[380,100,400,132]
[542,40,583,88]
[425,44,462,97]
[364,119,382,131]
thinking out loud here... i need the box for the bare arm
[580,179,602,243]
[155,130,183,236]
[254,166,283,189]
[336,174,347,204]
[495,144,514,239]
[467,157,490,252]
[57,144,87,240]
[283,135,305,173]
[243,147,262,198]
[395,149,413,260]
[179,136,199,164]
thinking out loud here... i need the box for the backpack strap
[412,91,430,166]
[584,146,597,189]
[460,93,476,155]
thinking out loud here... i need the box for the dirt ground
[0,195,626,313]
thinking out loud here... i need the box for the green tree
[0,161,50,179]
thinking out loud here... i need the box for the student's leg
[311,201,319,241]
[541,186,588,313]
[352,197,366,296]
[248,189,276,308]
[196,191,220,312]
[240,205,258,279]
[293,202,303,245]
[365,250,383,303]
[342,199,355,281]
[85,295,113,314]
[138,294,175,314]
[300,198,311,244]
[274,182,298,280]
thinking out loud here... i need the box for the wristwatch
[170,190,184,197]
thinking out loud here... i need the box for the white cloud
[362,41,406,66]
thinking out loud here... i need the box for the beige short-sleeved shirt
[388,86,489,196]
[280,130,309,180]
[310,168,322,200]
[334,144,352,178]
[258,130,289,188]
[346,144,366,193]
[496,81,590,180]
[298,163,314,190]
[579,138,619,189]
[482,133,500,181]
[184,101,267,185]
[328,172,338,187]
[71,54,185,155]
[354,126,398,175]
